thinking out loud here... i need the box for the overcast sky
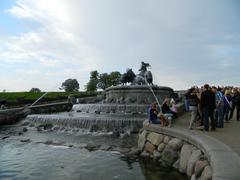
[0,0,239,91]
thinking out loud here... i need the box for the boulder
[179,144,193,173]
[147,132,164,146]
[163,136,171,144]
[187,149,202,177]
[191,174,196,180]
[144,142,155,154]
[141,151,150,158]
[167,138,183,150]
[172,159,180,170]
[153,150,161,160]
[157,143,166,152]
[138,130,147,151]
[161,147,178,166]
[20,138,30,143]
[194,160,209,178]
[199,165,212,180]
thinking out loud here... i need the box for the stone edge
[143,124,240,180]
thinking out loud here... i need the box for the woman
[188,88,200,129]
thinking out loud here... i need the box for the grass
[0,91,99,107]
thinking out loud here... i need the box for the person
[200,84,216,131]
[162,98,177,118]
[229,89,240,121]
[212,87,224,128]
[148,102,161,124]
[170,98,178,114]
[0,100,7,110]
[223,90,232,122]
[148,101,168,126]
[188,88,200,129]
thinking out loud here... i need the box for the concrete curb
[144,124,240,180]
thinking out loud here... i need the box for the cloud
[0,0,239,91]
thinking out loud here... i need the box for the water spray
[144,75,162,113]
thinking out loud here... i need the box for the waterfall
[26,113,146,133]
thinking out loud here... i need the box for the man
[212,87,224,128]
[200,84,216,131]
[229,89,240,121]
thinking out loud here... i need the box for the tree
[85,70,99,92]
[29,88,41,93]
[61,79,79,92]
[109,71,121,86]
[97,71,122,90]
[97,73,109,90]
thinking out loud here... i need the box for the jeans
[229,105,240,121]
[150,118,161,124]
[189,106,198,129]
[215,106,224,128]
[224,106,231,121]
[203,107,216,130]
[184,99,189,112]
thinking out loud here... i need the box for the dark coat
[200,90,216,110]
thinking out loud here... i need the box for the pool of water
[0,124,187,180]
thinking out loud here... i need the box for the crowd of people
[185,84,240,131]
[147,84,240,132]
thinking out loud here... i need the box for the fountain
[26,62,175,133]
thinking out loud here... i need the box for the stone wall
[138,130,212,180]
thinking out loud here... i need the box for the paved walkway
[173,112,240,156]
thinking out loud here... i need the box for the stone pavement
[173,112,240,156]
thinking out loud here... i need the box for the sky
[0,0,239,92]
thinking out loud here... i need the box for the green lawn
[0,91,99,107]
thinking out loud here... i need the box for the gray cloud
[0,0,239,91]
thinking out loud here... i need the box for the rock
[112,147,130,154]
[138,130,147,151]
[144,142,155,154]
[199,165,212,180]
[45,123,53,130]
[157,143,166,152]
[29,123,35,127]
[143,120,150,126]
[20,138,30,143]
[43,140,65,146]
[167,138,183,150]
[94,110,100,114]
[191,174,196,180]
[153,150,161,160]
[158,159,171,168]
[179,144,193,173]
[18,132,23,135]
[21,121,30,126]
[161,147,178,166]
[147,132,164,146]
[195,160,209,178]
[85,144,101,151]
[53,126,60,131]
[187,149,202,177]
[120,132,130,139]
[22,127,28,132]
[163,136,171,144]
[172,159,180,170]
[99,145,112,151]
[127,147,141,156]
[141,151,150,158]
[2,135,10,140]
